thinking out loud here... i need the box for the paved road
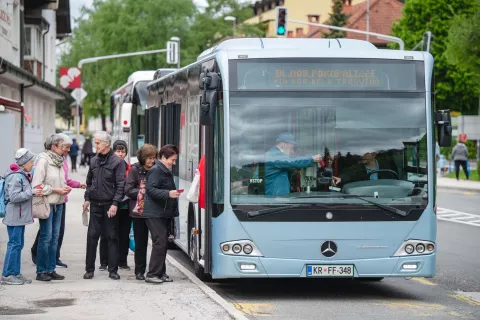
[169,188,480,319]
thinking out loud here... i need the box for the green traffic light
[278,26,285,35]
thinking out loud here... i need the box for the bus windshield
[229,89,428,207]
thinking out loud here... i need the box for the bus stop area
[0,169,233,320]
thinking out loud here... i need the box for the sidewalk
[436,175,480,192]
[0,166,231,320]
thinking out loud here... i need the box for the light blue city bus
[145,38,452,280]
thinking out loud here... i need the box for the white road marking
[437,208,480,227]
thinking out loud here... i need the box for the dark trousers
[100,208,131,266]
[454,160,469,180]
[86,203,119,273]
[146,218,169,278]
[70,155,77,171]
[32,204,66,261]
[133,218,149,275]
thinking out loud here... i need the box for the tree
[323,0,350,38]
[445,0,480,79]
[56,97,74,130]
[60,0,264,130]
[390,0,480,115]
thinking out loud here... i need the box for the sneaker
[99,264,108,271]
[56,260,68,268]
[47,271,65,280]
[135,273,145,281]
[1,275,24,285]
[145,276,164,284]
[15,274,32,284]
[36,273,52,282]
[160,274,173,282]
[119,264,131,271]
[109,272,120,280]
[83,272,94,279]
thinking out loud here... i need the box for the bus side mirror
[199,71,220,126]
[435,109,452,147]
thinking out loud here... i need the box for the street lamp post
[170,36,181,69]
[224,16,237,38]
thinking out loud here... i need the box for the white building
[0,0,70,171]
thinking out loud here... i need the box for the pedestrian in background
[31,134,86,268]
[82,136,94,166]
[32,134,71,282]
[142,144,180,284]
[99,140,131,271]
[124,144,157,280]
[83,131,126,281]
[1,148,40,285]
[69,138,79,172]
[452,135,469,180]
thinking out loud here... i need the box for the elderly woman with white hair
[31,133,86,269]
[32,134,72,282]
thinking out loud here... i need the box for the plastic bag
[186,169,200,203]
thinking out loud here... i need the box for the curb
[166,254,249,320]
[437,184,480,193]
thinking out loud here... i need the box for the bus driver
[265,132,322,196]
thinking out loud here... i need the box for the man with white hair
[82,131,126,280]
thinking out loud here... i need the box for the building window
[25,27,32,56]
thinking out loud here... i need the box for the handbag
[168,218,177,242]
[133,179,146,215]
[186,169,200,203]
[32,196,50,219]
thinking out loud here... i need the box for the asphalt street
[169,187,480,319]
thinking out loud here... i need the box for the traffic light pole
[75,48,169,138]
[288,19,405,50]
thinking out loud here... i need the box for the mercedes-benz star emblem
[321,241,337,257]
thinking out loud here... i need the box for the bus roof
[112,71,156,96]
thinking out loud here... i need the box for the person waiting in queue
[332,151,398,187]
[265,132,322,196]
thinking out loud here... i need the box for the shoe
[145,276,164,284]
[56,260,68,268]
[47,271,65,280]
[1,275,24,285]
[15,274,32,284]
[119,264,131,271]
[160,274,173,282]
[83,272,94,279]
[36,273,52,282]
[109,272,120,280]
[135,273,145,281]
[99,264,108,271]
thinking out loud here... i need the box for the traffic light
[275,7,288,37]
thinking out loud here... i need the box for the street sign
[167,41,178,65]
[71,88,88,104]
[60,67,82,89]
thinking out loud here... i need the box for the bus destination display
[234,60,422,91]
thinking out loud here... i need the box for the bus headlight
[394,240,435,256]
[220,240,263,257]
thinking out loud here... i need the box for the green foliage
[323,0,350,38]
[445,170,479,181]
[56,94,74,129]
[60,0,264,128]
[390,0,480,115]
[445,0,480,80]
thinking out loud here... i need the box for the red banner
[59,67,81,89]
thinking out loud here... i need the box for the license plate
[307,265,354,277]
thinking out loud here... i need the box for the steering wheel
[366,169,399,180]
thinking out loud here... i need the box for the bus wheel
[189,226,208,281]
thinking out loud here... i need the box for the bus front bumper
[211,253,436,279]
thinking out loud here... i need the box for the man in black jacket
[82,131,126,280]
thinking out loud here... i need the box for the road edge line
[166,254,249,320]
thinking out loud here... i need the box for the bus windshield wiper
[298,194,408,217]
[247,204,325,218]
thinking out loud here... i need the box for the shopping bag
[168,218,177,242]
[186,169,200,203]
[32,196,50,219]
[129,222,135,252]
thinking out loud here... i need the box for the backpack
[0,173,23,218]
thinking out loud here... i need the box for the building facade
[0,0,71,167]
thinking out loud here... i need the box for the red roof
[308,0,404,45]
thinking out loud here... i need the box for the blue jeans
[36,204,63,274]
[2,226,25,277]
